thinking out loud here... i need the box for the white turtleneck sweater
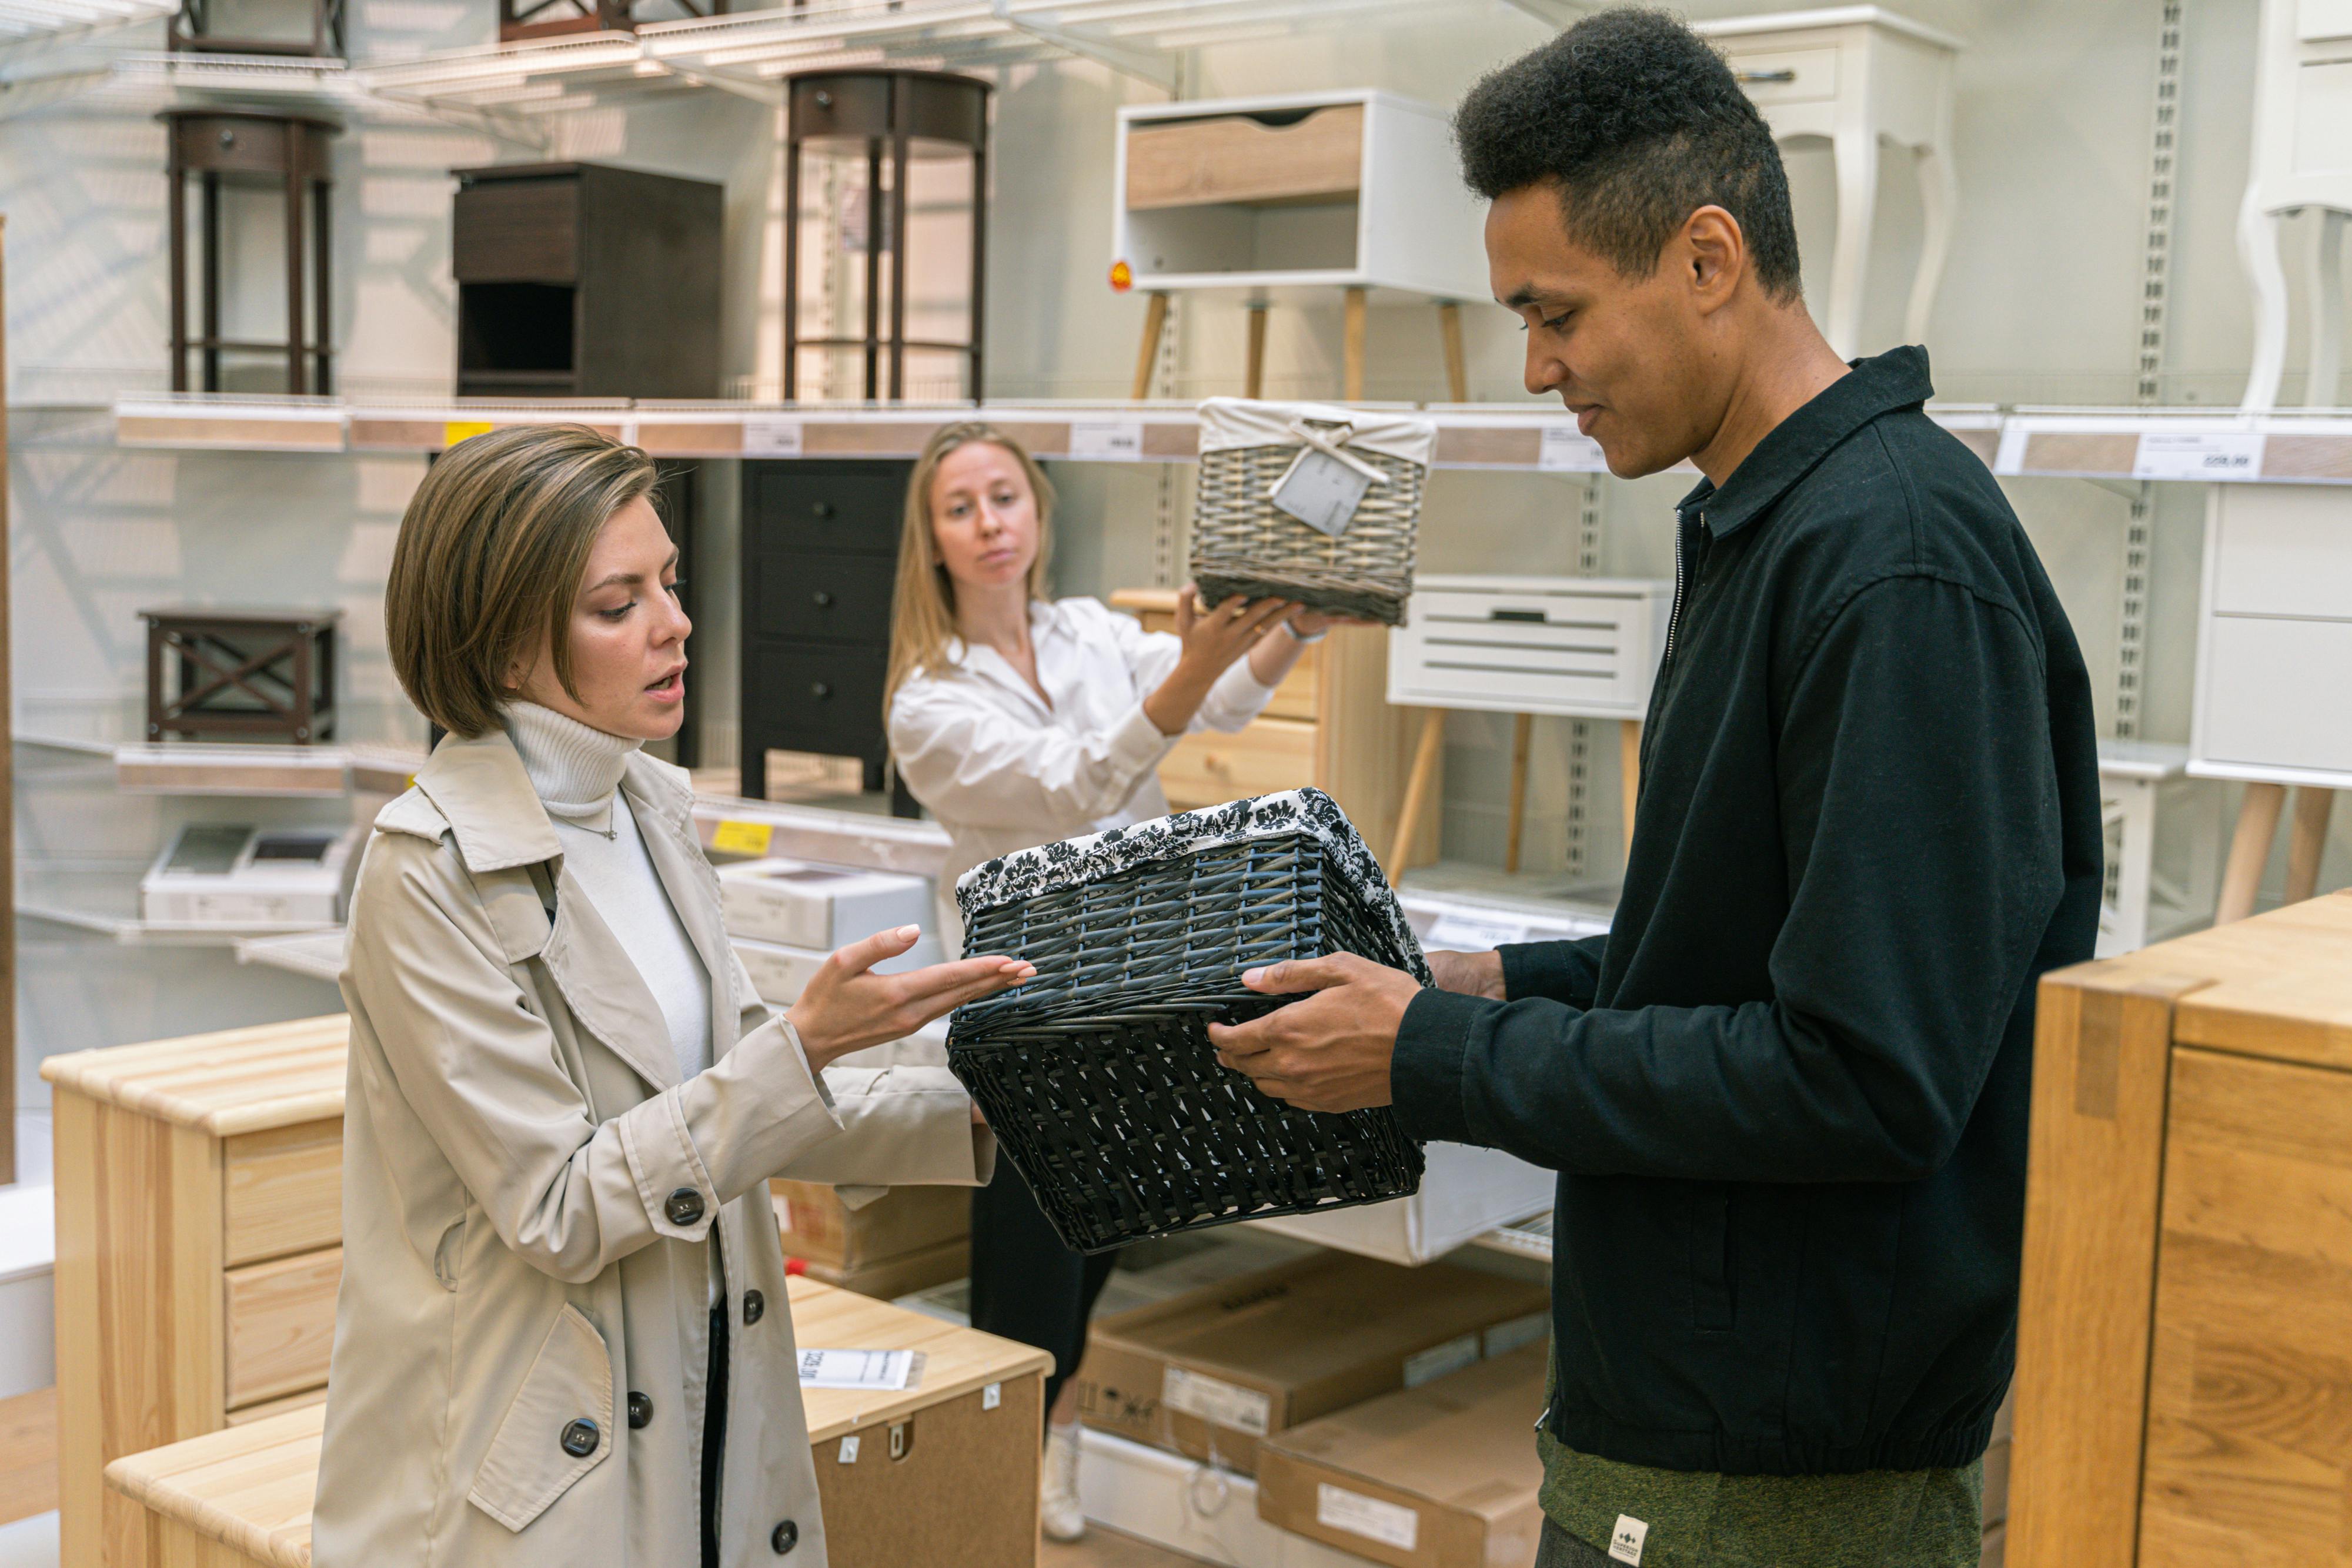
[501,701,712,1084]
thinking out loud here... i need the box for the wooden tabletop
[103,1279,1052,1566]
[2049,888,2352,1070]
[40,1014,348,1135]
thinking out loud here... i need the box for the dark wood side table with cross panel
[143,608,338,745]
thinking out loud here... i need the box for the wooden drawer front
[2140,1048,2352,1566]
[751,551,898,646]
[224,1248,341,1411]
[454,179,580,283]
[744,643,889,753]
[223,1119,343,1267]
[1722,46,1840,106]
[2199,616,2352,776]
[1158,718,1316,810]
[1390,589,1661,718]
[2210,487,2352,619]
[744,462,907,556]
[1125,104,1364,210]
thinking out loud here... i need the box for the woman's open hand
[786,926,1034,1071]
[1145,586,1294,735]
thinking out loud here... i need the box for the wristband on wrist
[1282,621,1329,644]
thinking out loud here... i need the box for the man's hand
[1207,954,1423,1114]
[1426,948,1506,1001]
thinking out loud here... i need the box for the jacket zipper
[1662,509,1700,670]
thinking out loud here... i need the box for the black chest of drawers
[738,459,916,814]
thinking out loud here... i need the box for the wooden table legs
[1388,708,1446,885]
[1160,293,1471,404]
[1437,301,1467,403]
[1130,291,1170,401]
[1504,713,1532,874]
[1341,286,1367,402]
[1621,718,1642,856]
[2215,781,2336,925]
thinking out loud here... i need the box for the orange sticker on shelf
[443,421,495,447]
[1109,259,1132,293]
[711,819,773,857]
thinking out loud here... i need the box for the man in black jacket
[1208,12,2103,1567]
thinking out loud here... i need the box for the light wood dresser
[2011,888,2352,1568]
[1108,587,1436,871]
[45,1015,349,1568]
[103,1278,1052,1568]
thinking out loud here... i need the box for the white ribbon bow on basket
[1266,418,1390,502]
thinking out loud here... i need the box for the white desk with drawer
[1388,576,1671,875]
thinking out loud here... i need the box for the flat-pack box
[773,1178,970,1272]
[1250,1142,1553,1265]
[733,931,943,1005]
[795,1236,971,1302]
[717,857,932,950]
[1256,1342,1547,1568]
[1077,1252,1549,1476]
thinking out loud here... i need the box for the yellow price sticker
[710,819,774,857]
[443,420,495,448]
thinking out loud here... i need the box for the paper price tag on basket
[798,1349,924,1390]
[1271,447,1375,537]
[2132,429,2263,481]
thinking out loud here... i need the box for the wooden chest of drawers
[1107,587,1435,870]
[2012,890,2352,1568]
[44,1015,349,1568]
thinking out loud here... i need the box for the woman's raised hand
[1143,586,1294,735]
[785,926,1034,1071]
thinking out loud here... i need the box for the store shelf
[1475,1209,1552,1262]
[691,793,952,879]
[236,927,349,983]
[16,860,339,946]
[109,392,2352,484]
[0,0,177,51]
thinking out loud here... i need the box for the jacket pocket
[467,1304,614,1532]
[1690,1186,1736,1333]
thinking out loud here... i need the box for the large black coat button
[627,1392,652,1429]
[560,1418,600,1457]
[743,1289,766,1326]
[771,1520,799,1554]
[665,1187,705,1226]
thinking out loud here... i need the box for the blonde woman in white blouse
[883,421,1332,1539]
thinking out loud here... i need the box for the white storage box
[140,823,361,927]
[717,857,933,950]
[1388,576,1672,720]
[1248,1141,1554,1265]
[1077,1427,1380,1568]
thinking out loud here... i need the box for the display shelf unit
[16,859,339,946]
[115,393,2352,484]
[233,928,346,983]
[16,735,421,797]
[0,0,180,54]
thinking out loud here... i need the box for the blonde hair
[883,422,1058,714]
[386,424,658,738]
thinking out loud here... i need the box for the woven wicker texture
[1190,432,1424,626]
[948,826,1426,1252]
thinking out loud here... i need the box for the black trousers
[967,1161,1119,1419]
[701,1303,730,1568]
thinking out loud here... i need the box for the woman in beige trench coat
[312,426,1034,1568]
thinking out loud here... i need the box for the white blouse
[887,596,1280,922]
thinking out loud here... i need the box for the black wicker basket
[946,790,1429,1253]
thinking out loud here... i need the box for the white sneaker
[1041,1423,1087,1542]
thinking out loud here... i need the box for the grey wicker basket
[1189,399,1436,626]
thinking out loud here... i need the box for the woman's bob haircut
[386,424,659,738]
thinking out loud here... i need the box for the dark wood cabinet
[739,459,917,814]
[450,162,722,399]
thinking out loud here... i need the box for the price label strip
[1538,425,1608,472]
[798,1348,925,1391]
[743,414,805,459]
[2132,429,2264,482]
[710,819,774,857]
[1068,419,1146,461]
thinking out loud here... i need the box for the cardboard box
[733,931,943,1005]
[1078,1426,1385,1568]
[1255,1342,1546,1568]
[796,1236,972,1301]
[774,1179,970,1272]
[1077,1252,1549,1476]
[718,858,932,950]
[1249,1142,1554,1265]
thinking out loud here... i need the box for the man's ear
[1681,205,1747,316]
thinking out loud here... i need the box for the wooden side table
[143,607,339,744]
[2011,890,2352,1568]
[1694,7,1963,359]
[44,1015,349,1568]
[103,1279,1051,1568]
[161,112,338,395]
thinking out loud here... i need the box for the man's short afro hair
[1454,7,1802,299]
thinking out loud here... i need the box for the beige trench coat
[313,731,989,1568]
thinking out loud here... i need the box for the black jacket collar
[1676,345,1936,537]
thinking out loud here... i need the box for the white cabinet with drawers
[1388,576,1672,720]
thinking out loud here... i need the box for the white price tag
[1402,1332,1480,1389]
[836,1436,860,1463]
[2132,429,2263,481]
[1424,912,1532,951]
[743,414,804,458]
[1539,425,1608,472]
[1317,1485,1420,1551]
[1609,1514,1650,1564]
[1271,448,1374,537]
[1161,1366,1272,1435]
[981,1382,1001,1411]
[798,1348,922,1390]
[1068,419,1146,460]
